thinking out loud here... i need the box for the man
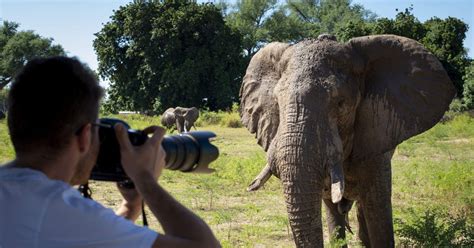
[0,57,220,247]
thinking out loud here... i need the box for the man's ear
[76,123,92,153]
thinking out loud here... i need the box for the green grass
[1,113,473,247]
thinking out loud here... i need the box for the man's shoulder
[0,166,71,196]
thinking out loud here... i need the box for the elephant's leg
[184,120,194,132]
[323,198,347,247]
[184,120,189,132]
[356,150,395,248]
[356,201,370,247]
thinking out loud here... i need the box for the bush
[449,98,465,112]
[196,111,224,126]
[395,209,474,247]
[220,112,242,128]
[196,104,243,128]
[0,90,8,113]
[462,61,474,110]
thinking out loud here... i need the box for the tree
[0,21,65,90]
[462,61,474,109]
[225,0,279,57]
[370,6,426,40]
[422,17,469,96]
[94,1,243,114]
[286,0,376,41]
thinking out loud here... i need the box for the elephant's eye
[338,99,345,108]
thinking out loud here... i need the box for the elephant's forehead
[292,39,353,67]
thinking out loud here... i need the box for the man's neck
[12,147,79,184]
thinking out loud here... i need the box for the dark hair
[7,56,104,154]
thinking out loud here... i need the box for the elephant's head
[240,35,454,246]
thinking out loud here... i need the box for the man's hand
[114,124,166,221]
[114,124,166,183]
[115,182,142,221]
[115,124,220,247]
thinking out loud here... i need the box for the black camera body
[90,118,219,182]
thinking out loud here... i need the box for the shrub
[449,98,465,112]
[462,61,474,110]
[395,209,474,247]
[220,112,242,128]
[0,90,8,113]
[196,111,224,126]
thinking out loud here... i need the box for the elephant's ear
[349,35,455,160]
[240,42,291,151]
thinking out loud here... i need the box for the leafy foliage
[0,89,7,113]
[225,0,279,57]
[395,210,474,247]
[285,0,376,42]
[462,61,474,109]
[422,16,469,97]
[94,1,244,114]
[225,0,375,56]
[0,21,65,90]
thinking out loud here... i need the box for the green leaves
[94,1,244,114]
[462,61,474,109]
[0,21,65,90]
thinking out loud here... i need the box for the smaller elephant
[0,111,5,120]
[160,107,199,133]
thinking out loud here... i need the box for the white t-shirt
[0,167,158,248]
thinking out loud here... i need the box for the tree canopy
[94,0,243,114]
[0,21,65,90]
[93,0,471,111]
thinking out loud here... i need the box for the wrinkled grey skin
[240,35,454,247]
[160,107,199,133]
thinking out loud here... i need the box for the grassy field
[0,113,472,247]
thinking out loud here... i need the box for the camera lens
[91,118,218,182]
[162,131,218,173]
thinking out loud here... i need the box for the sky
[1,0,473,87]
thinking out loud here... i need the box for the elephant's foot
[247,163,272,191]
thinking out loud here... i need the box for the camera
[90,118,219,182]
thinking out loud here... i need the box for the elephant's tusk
[329,162,344,203]
[247,163,272,191]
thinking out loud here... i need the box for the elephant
[240,34,454,247]
[160,106,199,133]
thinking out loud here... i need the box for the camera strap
[141,200,148,226]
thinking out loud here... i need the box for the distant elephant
[160,107,199,133]
[0,111,5,120]
[240,35,454,247]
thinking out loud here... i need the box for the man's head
[8,57,103,182]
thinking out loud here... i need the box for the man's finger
[147,126,166,147]
[142,125,159,135]
[115,123,133,152]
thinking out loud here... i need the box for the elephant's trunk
[275,104,345,247]
[277,131,325,247]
